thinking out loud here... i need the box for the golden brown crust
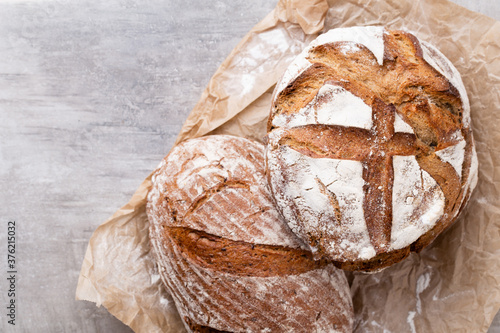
[266,28,476,272]
[164,226,329,278]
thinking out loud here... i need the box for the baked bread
[265,26,478,272]
[147,135,354,332]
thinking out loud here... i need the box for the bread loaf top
[148,135,305,249]
[266,26,478,269]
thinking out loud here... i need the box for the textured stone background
[0,0,498,332]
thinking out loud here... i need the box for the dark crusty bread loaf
[265,26,478,272]
[147,135,354,332]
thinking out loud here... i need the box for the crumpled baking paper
[76,0,500,331]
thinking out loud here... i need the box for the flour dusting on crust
[435,139,466,179]
[272,83,373,130]
[391,156,445,250]
[148,135,304,249]
[394,113,415,133]
[267,130,376,261]
[313,26,386,66]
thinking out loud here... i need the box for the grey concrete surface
[0,0,498,332]
[0,1,278,332]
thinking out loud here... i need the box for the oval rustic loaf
[147,135,353,332]
[266,26,478,272]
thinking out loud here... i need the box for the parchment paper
[76,0,500,332]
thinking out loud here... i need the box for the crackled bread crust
[266,27,478,272]
[147,135,353,332]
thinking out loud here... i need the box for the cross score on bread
[271,91,458,253]
[266,27,477,266]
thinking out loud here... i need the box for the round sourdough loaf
[147,135,353,332]
[265,26,478,272]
